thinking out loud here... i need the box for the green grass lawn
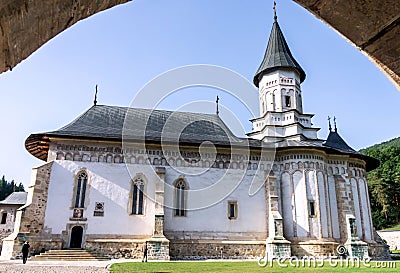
[109,261,399,273]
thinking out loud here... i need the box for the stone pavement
[0,258,136,273]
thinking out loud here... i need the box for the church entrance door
[69,226,83,249]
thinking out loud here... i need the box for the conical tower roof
[253,19,306,87]
[323,130,356,153]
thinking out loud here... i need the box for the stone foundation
[291,241,338,257]
[147,237,170,260]
[369,243,391,260]
[169,241,265,260]
[266,241,291,259]
[85,240,145,259]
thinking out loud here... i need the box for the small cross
[328,116,332,132]
[273,1,277,21]
[216,95,219,115]
[334,116,337,132]
[94,85,98,106]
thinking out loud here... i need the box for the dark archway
[69,226,84,249]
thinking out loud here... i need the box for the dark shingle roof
[25,105,255,160]
[24,105,379,171]
[322,130,379,171]
[253,20,306,87]
[323,130,356,153]
[0,192,27,205]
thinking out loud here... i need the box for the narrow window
[74,172,88,208]
[132,178,145,215]
[285,96,291,107]
[1,212,7,224]
[175,180,186,216]
[228,201,238,220]
[309,201,316,217]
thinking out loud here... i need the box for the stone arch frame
[114,154,122,163]
[73,153,81,161]
[173,177,189,217]
[71,169,90,211]
[316,170,330,238]
[280,171,294,238]
[291,170,309,238]
[167,157,175,166]
[263,91,269,113]
[65,152,73,160]
[106,153,113,163]
[90,154,98,162]
[272,89,278,111]
[82,153,90,162]
[56,152,64,160]
[129,156,136,164]
[128,173,148,216]
[66,223,87,249]
[137,156,145,164]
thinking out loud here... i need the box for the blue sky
[0,0,399,187]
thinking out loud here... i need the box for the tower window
[228,201,238,220]
[1,212,7,224]
[285,96,291,107]
[309,201,316,217]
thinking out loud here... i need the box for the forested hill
[360,137,400,230]
[360,136,400,152]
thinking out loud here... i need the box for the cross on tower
[334,116,337,132]
[216,95,219,115]
[94,85,98,106]
[328,116,332,132]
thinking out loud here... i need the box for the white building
[0,192,27,253]
[1,14,389,260]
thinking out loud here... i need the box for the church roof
[275,138,379,171]
[0,192,28,205]
[25,105,257,161]
[25,104,379,171]
[323,130,356,153]
[253,19,306,87]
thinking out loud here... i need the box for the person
[21,241,30,264]
[142,241,148,262]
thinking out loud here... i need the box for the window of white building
[309,201,316,217]
[1,212,7,224]
[175,179,187,217]
[131,178,145,215]
[285,95,291,107]
[74,172,88,208]
[228,201,238,220]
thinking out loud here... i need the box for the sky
[0,0,399,188]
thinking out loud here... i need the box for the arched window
[131,178,145,215]
[175,180,187,216]
[74,172,88,208]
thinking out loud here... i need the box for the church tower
[248,9,321,144]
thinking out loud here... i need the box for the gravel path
[0,264,110,273]
[0,259,119,273]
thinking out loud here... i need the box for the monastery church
[1,11,389,260]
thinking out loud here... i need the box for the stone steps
[30,249,111,261]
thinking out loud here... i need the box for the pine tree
[0,175,25,201]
